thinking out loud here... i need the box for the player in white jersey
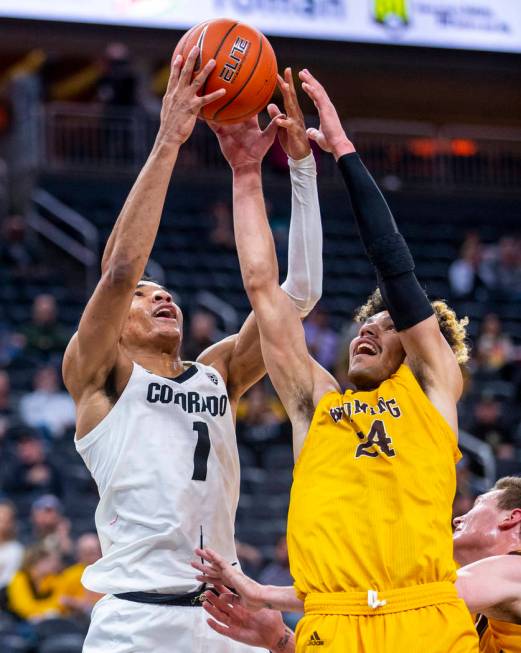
[62,49,323,653]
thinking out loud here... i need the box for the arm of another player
[456,555,521,617]
[202,586,296,653]
[192,547,303,613]
[198,68,322,408]
[63,49,225,403]
[300,69,463,414]
[211,117,336,451]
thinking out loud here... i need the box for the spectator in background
[30,495,72,560]
[6,543,62,621]
[258,535,302,629]
[3,429,63,500]
[0,370,14,428]
[19,365,75,438]
[235,540,264,580]
[209,200,235,250]
[236,383,286,464]
[0,214,45,281]
[448,232,490,300]
[0,323,25,367]
[183,311,218,362]
[482,236,521,300]
[22,294,70,361]
[59,533,102,617]
[475,313,515,374]
[97,42,138,108]
[0,500,24,590]
[464,391,512,452]
[303,306,339,371]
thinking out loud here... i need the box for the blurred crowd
[1,202,521,649]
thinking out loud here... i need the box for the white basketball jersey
[75,362,240,595]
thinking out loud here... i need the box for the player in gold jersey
[197,70,478,651]
[192,476,521,652]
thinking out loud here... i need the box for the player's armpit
[399,314,463,403]
[197,312,266,404]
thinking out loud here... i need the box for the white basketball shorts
[83,594,268,653]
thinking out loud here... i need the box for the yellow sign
[373,0,409,26]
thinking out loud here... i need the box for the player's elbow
[242,260,278,296]
[103,259,139,289]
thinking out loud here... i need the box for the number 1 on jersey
[192,422,211,481]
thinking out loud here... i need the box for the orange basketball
[173,18,277,124]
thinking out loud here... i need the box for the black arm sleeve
[337,153,433,331]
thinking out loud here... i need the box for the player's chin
[151,319,181,337]
[348,357,382,389]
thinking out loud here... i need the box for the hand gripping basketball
[156,46,226,147]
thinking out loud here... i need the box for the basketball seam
[218,80,275,123]
[212,31,264,121]
[200,21,239,99]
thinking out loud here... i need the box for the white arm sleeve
[281,152,323,317]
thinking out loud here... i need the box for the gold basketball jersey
[478,614,521,652]
[287,364,461,598]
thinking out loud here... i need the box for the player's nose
[153,289,173,303]
[452,515,463,529]
[359,322,378,338]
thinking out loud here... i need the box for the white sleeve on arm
[281,151,323,317]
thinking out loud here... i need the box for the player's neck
[456,537,516,566]
[126,348,185,379]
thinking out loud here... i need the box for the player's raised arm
[456,555,521,617]
[210,113,337,453]
[198,68,323,410]
[300,69,463,430]
[62,49,225,417]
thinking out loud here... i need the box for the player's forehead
[364,311,393,327]
[474,490,501,509]
[136,281,170,295]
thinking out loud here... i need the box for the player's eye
[134,291,144,297]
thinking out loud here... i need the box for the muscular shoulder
[64,333,132,402]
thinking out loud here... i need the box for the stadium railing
[35,103,521,191]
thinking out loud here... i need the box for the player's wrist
[270,624,295,652]
[332,137,356,161]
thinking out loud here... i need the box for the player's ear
[498,508,521,531]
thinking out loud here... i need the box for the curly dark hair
[354,288,470,365]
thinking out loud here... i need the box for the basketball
[173,18,278,124]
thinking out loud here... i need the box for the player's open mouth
[152,306,177,320]
[354,339,379,357]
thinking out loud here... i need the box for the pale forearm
[232,164,279,295]
[263,585,303,613]
[101,141,179,278]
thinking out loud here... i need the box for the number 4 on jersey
[355,420,396,458]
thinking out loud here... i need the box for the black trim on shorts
[114,588,207,607]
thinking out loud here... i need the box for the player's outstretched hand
[192,547,265,610]
[298,68,355,160]
[156,46,226,148]
[202,584,294,652]
[207,112,282,171]
[267,67,311,161]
